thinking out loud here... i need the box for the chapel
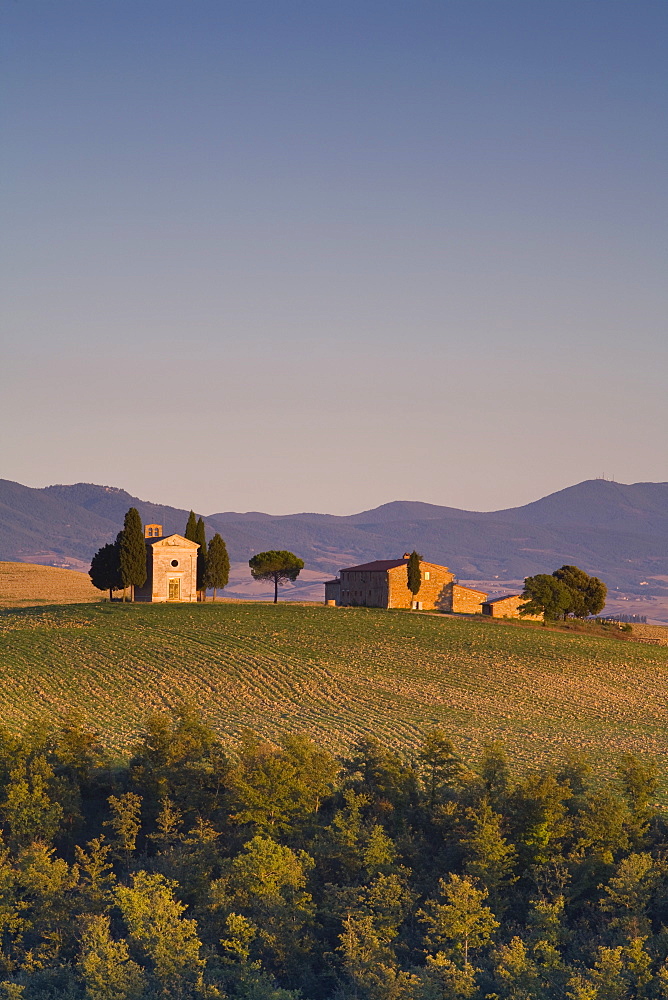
[133,524,199,603]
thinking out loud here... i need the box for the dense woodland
[0,710,668,998]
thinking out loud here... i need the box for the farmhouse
[482,593,541,620]
[325,554,488,612]
[133,524,199,603]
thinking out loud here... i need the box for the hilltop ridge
[1,479,667,614]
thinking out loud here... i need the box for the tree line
[89,509,304,603]
[0,711,667,998]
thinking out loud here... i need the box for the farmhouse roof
[340,559,410,573]
[485,594,522,603]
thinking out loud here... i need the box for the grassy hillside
[0,561,101,608]
[2,602,668,784]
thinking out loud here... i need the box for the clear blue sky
[2,1,666,514]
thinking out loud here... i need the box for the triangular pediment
[148,533,199,549]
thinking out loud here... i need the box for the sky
[2,0,667,515]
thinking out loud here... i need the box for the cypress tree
[195,517,207,601]
[407,550,423,608]
[205,533,230,602]
[119,507,147,602]
[184,510,197,542]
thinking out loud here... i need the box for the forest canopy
[0,709,666,998]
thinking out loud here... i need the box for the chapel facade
[133,524,199,603]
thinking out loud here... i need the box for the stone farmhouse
[134,524,199,603]
[325,554,488,613]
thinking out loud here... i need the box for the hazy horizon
[5,473,667,521]
[2,1,666,515]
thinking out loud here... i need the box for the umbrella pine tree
[249,550,304,603]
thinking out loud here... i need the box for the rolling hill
[1,478,667,612]
[2,602,668,788]
[0,561,101,609]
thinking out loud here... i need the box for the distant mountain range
[1,478,667,605]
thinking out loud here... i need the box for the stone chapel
[133,524,199,603]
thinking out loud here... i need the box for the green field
[2,601,668,781]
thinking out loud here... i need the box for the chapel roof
[145,533,199,548]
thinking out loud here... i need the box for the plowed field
[2,602,668,783]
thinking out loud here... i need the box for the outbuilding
[450,584,488,615]
[324,579,341,605]
[481,594,541,620]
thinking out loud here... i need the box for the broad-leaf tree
[418,728,464,811]
[119,507,146,602]
[553,564,607,618]
[78,914,147,1000]
[1,755,64,850]
[3,704,668,994]
[616,754,660,849]
[129,706,230,826]
[419,873,499,969]
[249,550,304,603]
[105,793,142,870]
[480,741,511,807]
[205,533,230,601]
[229,732,338,834]
[215,835,315,979]
[520,574,572,621]
[89,541,122,600]
[115,871,205,997]
[522,566,607,621]
[463,799,516,916]
[407,550,423,607]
